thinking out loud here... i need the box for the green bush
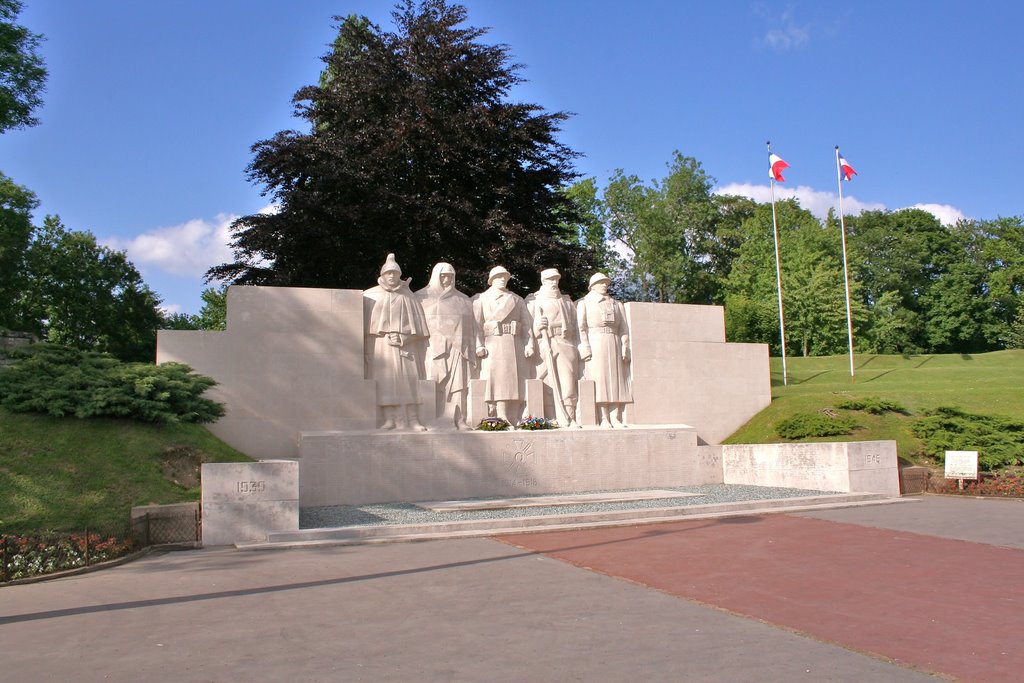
[775,411,859,439]
[912,406,1024,470]
[0,344,224,424]
[835,396,910,415]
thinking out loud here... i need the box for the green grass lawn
[0,408,251,535]
[726,349,1024,465]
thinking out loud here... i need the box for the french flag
[769,153,789,182]
[839,152,857,181]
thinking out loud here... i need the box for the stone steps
[236,492,912,550]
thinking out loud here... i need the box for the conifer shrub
[912,406,1024,470]
[0,344,224,424]
[835,396,910,415]
[775,411,859,439]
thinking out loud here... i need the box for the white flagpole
[835,146,856,381]
[768,141,788,386]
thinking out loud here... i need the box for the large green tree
[845,208,955,352]
[722,199,864,356]
[161,286,228,331]
[0,0,47,133]
[0,171,36,330]
[210,0,594,296]
[23,216,164,361]
[603,151,719,303]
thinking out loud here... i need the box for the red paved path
[501,514,1024,682]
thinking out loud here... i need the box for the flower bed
[1,531,135,582]
[930,472,1024,498]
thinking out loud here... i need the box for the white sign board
[944,450,979,480]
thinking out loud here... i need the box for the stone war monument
[158,255,901,542]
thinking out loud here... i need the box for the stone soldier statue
[577,272,632,428]
[472,266,535,424]
[364,253,430,431]
[416,262,478,429]
[525,268,580,427]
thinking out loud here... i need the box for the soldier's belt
[485,321,518,336]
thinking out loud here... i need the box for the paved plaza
[1,496,1022,682]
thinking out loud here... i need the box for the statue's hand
[537,315,548,331]
[622,348,631,362]
[387,332,402,347]
[475,346,488,359]
[579,345,592,362]
[524,344,535,359]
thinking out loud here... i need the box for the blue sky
[2,0,1022,314]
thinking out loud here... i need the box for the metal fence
[129,504,201,546]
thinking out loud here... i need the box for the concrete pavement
[1,496,1020,682]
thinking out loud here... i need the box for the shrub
[0,344,224,424]
[775,411,859,439]
[835,396,910,415]
[912,406,1024,470]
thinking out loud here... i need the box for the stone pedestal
[201,461,300,545]
[296,425,713,507]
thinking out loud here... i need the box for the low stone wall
[722,441,900,497]
[200,461,300,546]
[297,425,717,507]
[0,330,35,365]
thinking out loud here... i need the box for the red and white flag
[839,152,857,181]
[769,153,789,182]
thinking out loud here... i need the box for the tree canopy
[568,151,1023,357]
[210,0,594,296]
[19,216,164,361]
[0,0,47,133]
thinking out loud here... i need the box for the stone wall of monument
[156,285,771,459]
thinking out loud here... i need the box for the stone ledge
[240,493,911,549]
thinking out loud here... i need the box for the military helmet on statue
[487,266,512,284]
[380,253,402,275]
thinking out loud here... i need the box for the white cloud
[714,182,885,220]
[107,213,237,278]
[160,302,183,316]
[904,203,967,226]
[714,183,970,227]
[761,8,810,51]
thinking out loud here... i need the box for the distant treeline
[565,154,1023,356]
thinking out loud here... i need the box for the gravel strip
[299,484,841,529]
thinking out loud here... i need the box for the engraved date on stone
[237,480,267,494]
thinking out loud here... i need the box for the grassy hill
[0,409,251,535]
[725,349,1024,465]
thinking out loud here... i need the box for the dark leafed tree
[0,0,47,133]
[209,0,594,296]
